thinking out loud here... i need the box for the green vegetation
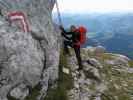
[100,53,114,60]
[7,95,19,100]
[25,84,41,100]
[128,60,133,67]
[88,82,96,91]
[83,48,114,61]
[58,49,74,90]
[101,63,133,100]
[81,48,133,99]
[44,86,67,100]
[44,49,73,100]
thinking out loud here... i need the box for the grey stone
[95,46,106,54]
[10,84,29,99]
[0,0,60,99]
[89,58,103,69]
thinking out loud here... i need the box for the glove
[59,25,64,30]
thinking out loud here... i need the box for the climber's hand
[59,25,64,30]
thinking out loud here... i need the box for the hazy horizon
[53,0,133,13]
[52,11,133,15]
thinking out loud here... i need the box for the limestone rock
[66,47,132,100]
[0,0,60,100]
[95,46,106,54]
[10,84,29,99]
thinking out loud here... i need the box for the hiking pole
[55,0,65,49]
[55,0,63,26]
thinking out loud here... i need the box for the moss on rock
[128,61,133,67]
[44,49,73,100]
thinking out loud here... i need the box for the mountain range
[53,12,133,59]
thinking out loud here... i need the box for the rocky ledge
[58,46,133,100]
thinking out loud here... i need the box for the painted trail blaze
[8,11,30,33]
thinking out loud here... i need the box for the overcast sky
[53,0,133,13]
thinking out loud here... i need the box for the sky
[53,0,133,13]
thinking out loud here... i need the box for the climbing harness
[55,0,63,26]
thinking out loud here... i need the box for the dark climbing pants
[64,41,83,69]
[64,41,72,55]
[74,47,83,69]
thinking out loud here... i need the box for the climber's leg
[64,41,72,55]
[74,47,83,70]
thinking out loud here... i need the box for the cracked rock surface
[0,0,60,100]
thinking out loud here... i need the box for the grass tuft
[25,84,42,100]
[128,60,133,67]
[44,49,73,100]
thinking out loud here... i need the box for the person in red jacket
[60,25,84,70]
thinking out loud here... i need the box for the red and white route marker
[7,11,30,33]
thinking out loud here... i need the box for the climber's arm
[60,26,72,40]
[62,32,72,40]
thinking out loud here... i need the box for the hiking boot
[77,67,83,71]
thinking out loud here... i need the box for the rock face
[0,0,60,100]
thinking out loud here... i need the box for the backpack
[77,26,87,45]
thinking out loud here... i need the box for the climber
[60,25,87,70]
